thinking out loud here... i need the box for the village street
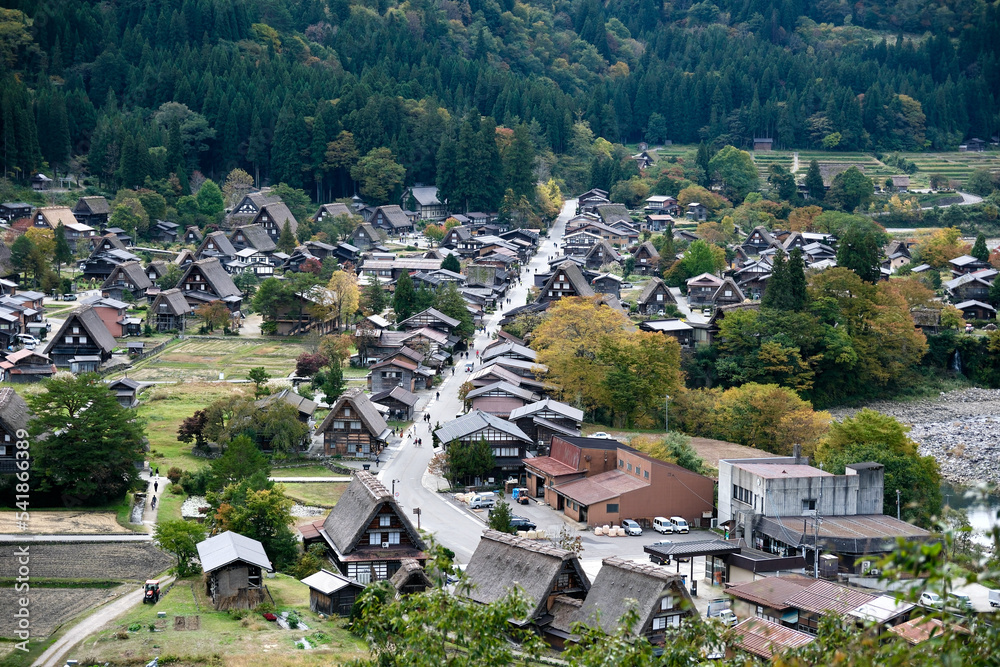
[376,201,715,590]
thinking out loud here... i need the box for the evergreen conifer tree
[277,219,297,253]
[761,249,788,309]
[442,253,461,273]
[805,159,825,201]
[786,247,808,311]
[53,223,73,278]
[393,271,417,322]
[971,233,989,262]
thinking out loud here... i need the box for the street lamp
[392,479,400,496]
[896,489,901,521]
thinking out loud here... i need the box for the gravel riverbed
[828,388,1000,486]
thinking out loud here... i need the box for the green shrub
[228,608,250,620]
[128,622,142,632]
[167,466,183,483]
[285,610,301,628]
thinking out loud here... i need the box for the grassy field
[280,482,348,508]
[121,338,310,382]
[139,381,245,474]
[78,574,367,665]
[271,465,342,478]
[157,483,186,523]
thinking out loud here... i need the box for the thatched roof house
[196,531,273,610]
[463,530,590,639]
[556,557,695,645]
[390,558,433,596]
[319,471,427,583]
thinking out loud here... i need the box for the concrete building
[718,454,930,573]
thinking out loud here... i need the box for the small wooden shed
[196,531,274,610]
[301,568,365,616]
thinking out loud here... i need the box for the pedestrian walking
[154,467,159,477]
[436,391,440,400]
[153,480,158,493]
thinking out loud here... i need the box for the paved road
[33,576,176,667]
[376,198,575,563]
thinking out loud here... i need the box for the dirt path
[32,576,175,667]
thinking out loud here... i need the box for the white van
[469,492,497,509]
[653,517,674,534]
[990,590,1000,608]
[669,516,689,534]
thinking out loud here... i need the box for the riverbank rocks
[828,388,1000,486]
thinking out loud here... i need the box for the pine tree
[761,249,788,309]
[696,142,712,186]
[247,112,267,187]
[309,107,327,202]
[277,219,297,253]
[53,223,73,278]
[393,271,416,322]
[166,117,184,171]
[441,253,461,273]
[805,159,825,201]
[971,233,989,262]
[786,247,808,311]
[504,123,535,202]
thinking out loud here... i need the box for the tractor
[143,580,160,604]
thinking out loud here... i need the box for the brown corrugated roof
[523,456,580,477]
[784,580,877,616]
[725,575,813,610]
[733,617,814,658]
[554,469,647,505]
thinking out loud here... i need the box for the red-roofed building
[523,435,714,528]
[730,617,814,659]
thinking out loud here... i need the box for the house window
[344,408,351,416]
[72,326,80,334]
[0,445,6,456]
[351,421,362,430]
[79,336,87,344]
[333,420,345,429]
[619,459,624,468]
[656,294,663,301]
[652,616,666,631]
[65,336,73,344]
[661,595,675,610]
[802,499,816,511]
[627,463,632,472]
[644,470,649,479]
[387,531,400,545]
[606,503,619,513]
[666,615,680,628]
[369,532,381,545]
[380,515,391,527]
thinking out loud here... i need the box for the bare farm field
[0,543,172,581]
[120,338,310,382]
[0,586,130,639]
[0,511,129,535]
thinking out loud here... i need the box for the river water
[941,482,1000,547]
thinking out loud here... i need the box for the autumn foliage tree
[532,297,682,426]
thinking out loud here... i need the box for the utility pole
[814,473,823,579]
[665,395,670,432]
[896,489,901,521]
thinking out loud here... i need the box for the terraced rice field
[906,152,1000,188]
[124,338,309,382]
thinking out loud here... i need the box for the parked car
[622,519,643,536]
[591,431,611,439]
[669,516,689,534]
[469,492,496,509]
[509,516,536,531]
[948,592,974,611]
[990,590,1000,608]
[653,516,674,534]
[702,308,712,316]
[649,539,673,548]
[920,592,944,608]
[62,293,77,301]
[717,609,738,627]
[14,334,38,350]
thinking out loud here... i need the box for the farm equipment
[143,580,160,604]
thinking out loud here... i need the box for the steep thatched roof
[572,557,692,636]
[0,387,30,433]
[320,471,426,557]
[45,306,116,356]
[463,530,590,621]
[637,277,675,306]
[389,558,433,594]
[317,388,388,438]
[150,288,190,316]
[230,224,277,252]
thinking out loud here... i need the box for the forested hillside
[1,0,998,200]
